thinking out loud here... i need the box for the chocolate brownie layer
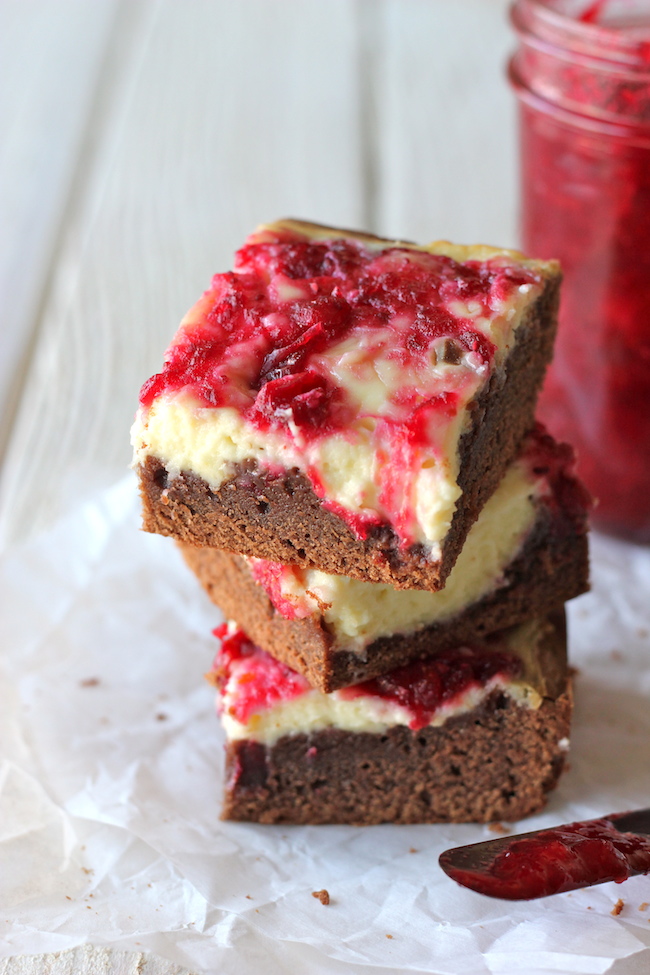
[222,687,572,825]
[137,269,560,591]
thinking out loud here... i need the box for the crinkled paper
[1,478,650,974]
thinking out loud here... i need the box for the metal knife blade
[439,808,650,900]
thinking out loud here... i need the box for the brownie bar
[219,613,571,825]
[138,274,557,591]
[180,428,589,691]
[134,222,561,591]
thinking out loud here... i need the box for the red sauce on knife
[440,815,650,899]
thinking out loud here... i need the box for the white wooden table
[0,0,519,547]
[0,2,526,971]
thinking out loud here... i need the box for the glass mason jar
[510,0,650,542]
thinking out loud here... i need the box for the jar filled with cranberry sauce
[510,0,650,542]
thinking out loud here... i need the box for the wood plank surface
[0,0,119,459]
[376,0,517,246]
[0,0,368,547]
[0,0,515,550]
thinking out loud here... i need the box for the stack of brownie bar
[132,220,590,825]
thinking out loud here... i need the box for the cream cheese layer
[133,221,556,551]
[213,621,549,747]
[221,677,538,747]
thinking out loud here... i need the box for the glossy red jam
[247,560,313,620]
[340,647,521,730]
[210,624,309,723]
[440,813,650,900]
[511,0,650,541]
[211,624,521,731]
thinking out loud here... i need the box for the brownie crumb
[312,889,330,905]
[488,822,510,835]
[80,677,100,688]
[611,898,624,916]
[386,934,393,939]
[409,847,418,854]
[639,902,649,911]
[156,712,168,721]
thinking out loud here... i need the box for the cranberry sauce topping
[248,560,313,620]
[210,624,310,724]
[210,625,522,730]
[440,814,650,900]
[521,423,592,530]
[140,230,540,441]
[339,647,522,731]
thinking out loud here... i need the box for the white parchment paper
[1,477,650,974]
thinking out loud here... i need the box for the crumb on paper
[386,934,393,939]
[65,896,71,901]
[488,822,510,835]
[611,898,624,916]
[156,712,168,721]
[81,867,94,875]
[611,649,623,661]
[80,677,100,687]
[246,895,252,900]
[640,902,649,911]
[312,889,330,905]
[587,906,592,910]
[409,847,418,854]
